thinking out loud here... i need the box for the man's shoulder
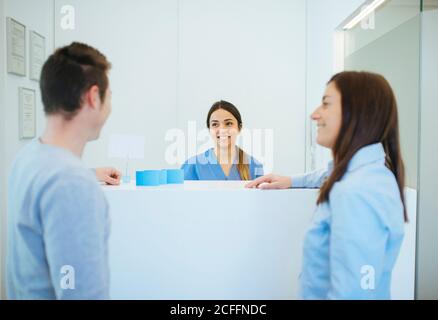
[10,140,96,190]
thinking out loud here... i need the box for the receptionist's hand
[95,167,122,185]
[245,174,292,190]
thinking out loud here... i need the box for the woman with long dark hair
[247,71,406,299]
[182,100,263,180]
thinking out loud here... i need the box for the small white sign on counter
[108,133,146,159]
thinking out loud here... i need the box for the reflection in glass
[343,0,421,188]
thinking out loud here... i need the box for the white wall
[0,0,54,300]
[54,0,180,173]
[177,0,306,175]
[305,0,364,171]
[54,0,307,176]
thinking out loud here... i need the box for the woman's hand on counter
[95,167,122,185]
[245,174,292,190]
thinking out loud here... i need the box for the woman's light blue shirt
[292,143,405,299]
[181,148,264,180]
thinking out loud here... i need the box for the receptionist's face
[311,82,342,149]
[209,109,240,150]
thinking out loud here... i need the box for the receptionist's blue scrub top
[181,148,264,180]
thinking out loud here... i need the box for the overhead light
[343,0,386,30]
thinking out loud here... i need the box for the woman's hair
[206,100,251,180]
[317,71,407,222]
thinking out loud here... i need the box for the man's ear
[84,85,101,110]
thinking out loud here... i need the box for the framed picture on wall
[29,31,46,81]
[19,87,36,139]
[6,17,26,76]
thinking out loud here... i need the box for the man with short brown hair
[7,42,117,299]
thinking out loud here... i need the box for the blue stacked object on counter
[166,169,184,184]
[136,169,184,186]
[159,170,167,185]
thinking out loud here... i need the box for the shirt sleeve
[181,161,199,180]
[39,171,110,300]
[326,187,388,299]
[291,167,330,188]
[252,161,264,179]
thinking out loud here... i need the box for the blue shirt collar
[206,147,239,165]
[347,143,386,172]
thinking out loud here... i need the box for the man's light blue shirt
[292,143,405,299]
[7,139,110,299]
[181,148,264,180]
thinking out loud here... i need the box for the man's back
[7,139,110,299]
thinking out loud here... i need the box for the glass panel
[343,0,421,189]
[345,0,421,56]
[422,0,438,11]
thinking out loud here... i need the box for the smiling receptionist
[182,100,263,181]
[247,71,406,299]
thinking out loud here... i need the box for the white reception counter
[103,181,416,300]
